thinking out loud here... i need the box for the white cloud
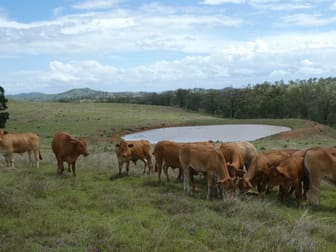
[281,13,336,26]
[72,0,123,10]
[201,0,245,4]
[0,8,242,56]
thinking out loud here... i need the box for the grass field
[1,100,336,251]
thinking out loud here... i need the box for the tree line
[104,77,336,126]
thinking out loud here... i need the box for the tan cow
[154,140,214,182]
[0,130,42,168]
[268,150,308,207]
[115,139,153,176]
[219,142,245,178]
[304,147,336,206]
[239,149,299,194]
[179,143,235,200]
[236,141,258,170]
[51,132,89,176]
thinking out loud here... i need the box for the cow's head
[268,166,289,189]
[227,162,245,178]
[115,140,133,158]
[217,177,236,193]
[238,177,253,193]
[70,137,89,157]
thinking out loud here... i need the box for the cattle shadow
[305,204,336,214]
[109,173,128,181]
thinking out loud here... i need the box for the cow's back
[180,143,221,172]
[2,133,40,153]
[127,140,151,160]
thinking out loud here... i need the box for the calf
[0,130,42,168]
[115,139,153,175]
[179,143,235,200]
[51,132,89,176]
[239,149,299,194]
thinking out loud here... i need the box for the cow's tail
[39,150,43,160]
[303,150,311,200]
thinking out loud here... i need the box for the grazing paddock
[0,100,336,251]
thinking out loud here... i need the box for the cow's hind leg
[141,158,148,175]
[57,158,65,175]
[32,149,40,168]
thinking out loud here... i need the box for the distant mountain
[8,92,54,101]
[8,88,149,102]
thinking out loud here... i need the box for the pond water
[123,124,291,143]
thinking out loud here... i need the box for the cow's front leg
[8,153,15,169]
[126,161,130,176]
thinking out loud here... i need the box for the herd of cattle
[0,129,335,208]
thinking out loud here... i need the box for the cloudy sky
[1,0,336,94]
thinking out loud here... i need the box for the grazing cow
[51,132,89,176]
[179,143,235,200]
[268,150,308,207]
[239,149,299,194]
[219,142,245,178]
[0,130,42,168]
[154,140,214,182]
[115,139,153,176]
[236,141,258,170]
[304,147,336,206]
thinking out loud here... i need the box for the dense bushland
[103,77,336,126]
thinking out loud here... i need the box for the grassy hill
[1,100,336,251]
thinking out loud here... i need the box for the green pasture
[0,100,336,251]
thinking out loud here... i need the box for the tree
[0,86,8,128]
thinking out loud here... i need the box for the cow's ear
[278,170,290,179]
[69,138,78,144]
[128,144,134,148]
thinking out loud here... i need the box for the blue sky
[1,0,336,94]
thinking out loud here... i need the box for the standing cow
[115,139,153,176]
[51,132,89,176]
[179,143,236,200]
[0,130,42,168]
[304,147,336,206]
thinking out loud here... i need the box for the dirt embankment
[276,120,327,140]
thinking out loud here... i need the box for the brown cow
[154,140,214,182]
[268,150,308,207]
[115,139,153,176]
[154,140,184,182]
[239,149,299,194]
[304,147,336,206]
[51,132,89,176]
[0,130,42,168]
[179,143,235,200]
